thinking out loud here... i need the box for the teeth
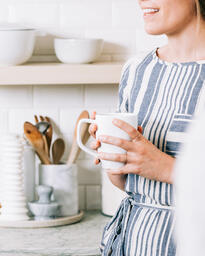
[143,8,159,14]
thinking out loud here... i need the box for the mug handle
[77,118,98,158]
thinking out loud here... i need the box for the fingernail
[113,119,118,124]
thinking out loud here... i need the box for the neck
[162,17,205,62]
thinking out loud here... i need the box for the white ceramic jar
[23,141,36,203]
[0,134,29,221]
[39,163,78,217]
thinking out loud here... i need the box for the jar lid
[0,23,34,31]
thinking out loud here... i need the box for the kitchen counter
[0,62,124,85]
[0,211,111,256]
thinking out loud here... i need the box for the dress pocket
[165,114,192,156]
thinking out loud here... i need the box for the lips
[142,8,159,16]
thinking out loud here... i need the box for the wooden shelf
[0,62,124,85]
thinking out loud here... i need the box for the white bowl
[0,23,36,66]
[54,38,104,64]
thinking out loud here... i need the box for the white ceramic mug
[77,113,138,169]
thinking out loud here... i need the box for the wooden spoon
[24,122,51,165]
[67,110,90,165]
[52,138,65,164]
[44,116,53,155]
[34,115,53,157]
[35,121,50,157]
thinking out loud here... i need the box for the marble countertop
[0,211,111,256]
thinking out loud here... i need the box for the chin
[144,25,165,36]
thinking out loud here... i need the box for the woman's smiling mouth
[142,8,159,17]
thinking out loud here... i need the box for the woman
[90,0,205,255]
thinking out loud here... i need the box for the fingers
[113,119,143,141]
[138,126,143,134]
[98,135,131,151]
[89,111,98,138]
[89,124,98,138]
[91,111,96,120]
[90,140,101,150]
[94,158,100,165]
[106,164,139,175]
[98,152,127,163]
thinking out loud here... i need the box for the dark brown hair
[199,0,205,19]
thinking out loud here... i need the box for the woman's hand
[97,119,175,184]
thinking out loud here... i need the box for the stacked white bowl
[0,134,29,221]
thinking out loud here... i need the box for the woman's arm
[107,173,127,191]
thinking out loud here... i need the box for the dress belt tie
[101,196,174,256]
[130,198,175,211]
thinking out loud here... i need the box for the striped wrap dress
[100,48,205,256]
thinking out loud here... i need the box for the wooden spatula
[24,122,51,165]
[67,110,90,165]
[52,138,65,164]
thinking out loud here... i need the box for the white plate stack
[0,134,29,221]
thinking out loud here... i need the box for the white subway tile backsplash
[0,110,8,132]
[85,29,137,54]
[60,107,112,135]
[33,35,55,56]
[84,85,118,108]
[60,0,112,29]
[112,0,143,29]
[8,2,59,29]
[60,133,85,162]
[112,0,141,29]
[0,3,9,23]
[33,85,84,108]
[77,159,101,185]
[48,27,85,40]
[0,85,32,108]
[9,109,59,134]
[60,108,86,135]
[136,29,168,52]
[78,185,86,210]
[86,185,101,210]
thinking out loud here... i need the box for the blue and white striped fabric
[100,48,205,256]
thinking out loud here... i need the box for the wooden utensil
[35,121,50,158]
[34,115,53,157]
[67,110,90,165]
[44,116,53,155]
[24,122,51,165]
[52,138,65,164]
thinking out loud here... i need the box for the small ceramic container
[39,164,78,217]
[28,185,59,220]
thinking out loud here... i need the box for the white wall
[0,0,167,210]
[0,0,167,61]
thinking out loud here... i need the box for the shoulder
[121,49,156,76]
[118,50,155,93]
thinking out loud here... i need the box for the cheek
[144,3,196,35]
